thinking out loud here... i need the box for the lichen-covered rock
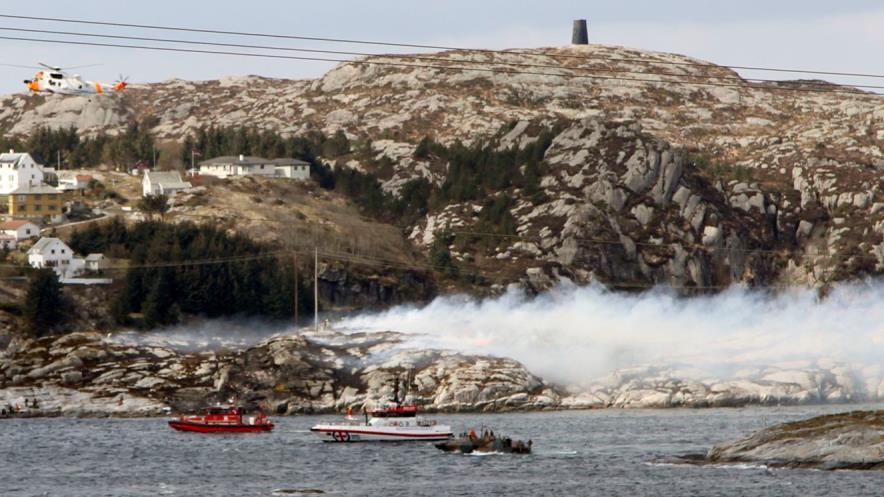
[1,44,881,289]
[701,410,884,470]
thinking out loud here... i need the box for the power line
[4,13,884,81]
[1,34,879,98]
[4,25,880,92]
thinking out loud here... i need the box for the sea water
[2,404,882,496]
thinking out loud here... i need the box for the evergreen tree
[138,194,170,220]
[413,136,432,159]
[142,266,177,328]
[322,130,351,157]
[22,269,63,336]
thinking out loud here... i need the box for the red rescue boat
[168,405,274,433]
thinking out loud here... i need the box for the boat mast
[293,254,299,330]
[314,246,319,331]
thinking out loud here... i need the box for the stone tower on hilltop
[572,19,588,45]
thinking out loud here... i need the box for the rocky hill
[1,329,878,416]
[687,410,884,470]
[0,330,557,416]
[3,44,884,289]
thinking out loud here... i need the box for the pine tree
[142,267,177,328]
[23,269,63,336]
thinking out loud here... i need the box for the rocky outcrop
[1,329,879,417]
[3,44,884,289]
[559,365,872,409]
[696,410,884,470]
[317,263,435,309]
[0,330,555,417]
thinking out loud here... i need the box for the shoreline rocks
[1,330,880,418]
[674,410,884,470]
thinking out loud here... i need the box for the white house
[57,174,92,192]
[27,237,85,278]
[0,151,48,196]
[0,220,40,241]
[271,158,311,180]
[142,171,192,197]
[198,155,278,178]
[85,253,107,272]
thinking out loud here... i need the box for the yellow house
[8,184,64,221]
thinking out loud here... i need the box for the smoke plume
[337,282,884,386]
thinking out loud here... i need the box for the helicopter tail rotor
[113,74,129,91]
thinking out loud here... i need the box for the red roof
[0,220,36,229]
[75,175,93,181]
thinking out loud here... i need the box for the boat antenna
[403,368,413,402]
[392,375,401,406]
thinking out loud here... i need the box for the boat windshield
[370,405,418,418]
[205,406,239,415]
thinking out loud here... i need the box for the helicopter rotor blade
[0,63,42,70]
[65,63,102,71]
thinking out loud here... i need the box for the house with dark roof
[8,183,64,222]
[142,171,192,197]
[0,151,52,197]
[198,155,310,180]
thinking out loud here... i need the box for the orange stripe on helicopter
[94,81,103,94]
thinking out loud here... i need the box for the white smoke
[106,318,294,352]
[336,281,884,386]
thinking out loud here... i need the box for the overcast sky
[1,0,883,94]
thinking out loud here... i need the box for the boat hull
[168,420,274,433]
[310,425,452,442]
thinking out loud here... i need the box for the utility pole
[314,246,319,331]
[56,150,60,171]
[293,253,299,330]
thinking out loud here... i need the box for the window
[25,229,30,235]
[51,249,55,254]
[61,249,65,254]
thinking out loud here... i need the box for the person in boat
[468,429,477,441]
[31,398,38,409]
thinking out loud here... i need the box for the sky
[1,1,884,94]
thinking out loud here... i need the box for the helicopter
[19,63,128,95]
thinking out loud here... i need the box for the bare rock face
[0,330,555,417]
[702,410,884,470]
[2,329,880,417]
[4,94,129,136]
[1,45,883,288]
[559,365,875,409]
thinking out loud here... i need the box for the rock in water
[703,410,884,470]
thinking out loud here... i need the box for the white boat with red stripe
[310,404,452,443]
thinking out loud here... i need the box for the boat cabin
[370,405,418,418]
[202,405,244,422]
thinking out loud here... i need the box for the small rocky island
[689,410,884,470]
